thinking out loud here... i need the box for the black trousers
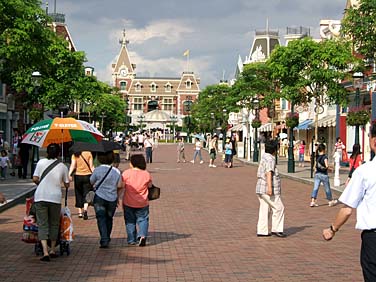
[361,230,376,282]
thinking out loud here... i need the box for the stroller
[22,187,74,256]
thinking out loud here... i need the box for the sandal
[78,213,83,218]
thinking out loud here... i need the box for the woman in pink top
[122,154,152,246]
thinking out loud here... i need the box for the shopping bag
[148,184,160,201]
[60,206,74,242]
[22,198,38,243]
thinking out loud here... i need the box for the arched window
[120,81,127,91]
[185,80,192,89]
[150,82,157,92]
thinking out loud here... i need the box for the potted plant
[347,107,370,126]
[285,112,299,128]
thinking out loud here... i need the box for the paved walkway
[0,144,362,281]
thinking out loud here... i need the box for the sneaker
[310,202,318,207]
[200,160,204,164]
[190,160,194,164]
[211,164,216,168]
[328,199,338,207]
[209,164,213,167]
[139,237,146,247]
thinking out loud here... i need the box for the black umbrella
[70,140,122,153]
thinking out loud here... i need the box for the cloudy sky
[50,0,347,87]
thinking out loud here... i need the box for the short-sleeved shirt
[90,165,121,202]
[256,153,281,195]
[0,156,9,167]
[177,142,184,152]
[34,159,69,204]
[122,169,152,208]
[299,144,305,154]
[72,151,93,175]
[225,143,233,155]
[316,154,328,175]
[339,157,376,230]
[195,141,201,151]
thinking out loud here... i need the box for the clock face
[120,68,128,76]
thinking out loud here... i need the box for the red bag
[342,149,348,162]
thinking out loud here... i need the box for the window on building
[281,98,288,110]
[165,83,171,92]
[133,97,143,110]
[185,80,192,89]
[120,81,127,91]
[163,97,173,111]
[183,100,193,114]
[150,83,157,92]
[135,82,141,92]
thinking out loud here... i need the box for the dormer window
[135,82,142,92]
[120,81,127,91]
[185,79,192,89]
[150,82,157,93]
[165,83,172,92]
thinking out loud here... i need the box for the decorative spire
[119,29,129,47]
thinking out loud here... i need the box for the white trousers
[257,194,285,235]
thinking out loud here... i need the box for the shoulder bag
[86,166,112,206]
[148,184,160,201]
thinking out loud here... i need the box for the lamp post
[287,103,296,173]
[210,112,215,133]
[353,72,364,145]
[252,97,260,162]
[31,71,42,175]
[222,109,227,151]
[124,97,130,135]
[170,115,178,142]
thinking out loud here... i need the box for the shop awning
[318,115,336,127]
[294,119,313,130]
[230,124,243,131]
[260,123,273,132]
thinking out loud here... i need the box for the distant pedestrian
[334,137,346,164]
[323,122,376,281]
[298,140,306,167]
[310,144,338,207]
[208,135,218,168]
[345,144,363,187]
[190,138,203,164]
[90,151,123,249]
[18,141,30,179]
[122,154,152,246]
[0,150,11,180]
[144,134,154,163]
[256,139,286,238]
[177,137,186,163]
[224,138,233,168]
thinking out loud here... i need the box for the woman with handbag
[33,143,70,261]
[122,154,152,246]
[344,144,363,187]
[90,151,123,249]
[68,151,94,220]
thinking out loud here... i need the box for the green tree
[341,0,376,63]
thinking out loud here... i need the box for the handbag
[148,184,160,201]
[86,166,113,206]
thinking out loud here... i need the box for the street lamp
[353,71,364,145]
[252,97,260,162]
[138,114,145,131]
[124,96,130,135]
[31,71,42,175]
[222,109,227,151]
[170,115,178,142]
[210,112,215,133]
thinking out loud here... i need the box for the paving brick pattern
[0,144,362,281]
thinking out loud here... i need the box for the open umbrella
[21,117,103,147]
[70,140,122,153]
[192,134,206,141]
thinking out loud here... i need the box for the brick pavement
[0,144,362,281]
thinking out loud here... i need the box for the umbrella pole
[61,129,64,162]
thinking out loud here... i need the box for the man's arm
[322,205,353,240]
[265,171,273,196]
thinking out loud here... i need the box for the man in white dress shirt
[323,122,376,282]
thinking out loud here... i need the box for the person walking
[345,143,363,187]
[177,137,186,163]
[190,137,204,164]
[32,143,70,261]
[144,134,154,164]
[208,135,218,168]
[90,151,123,249]
[334,137,346,164]
[68,150,94,220]
[18,140,30,179]
[298,140,306,167]
[122,154,152,246]
[310,144,338,207]
[0,149,11,180]
[323,122,376,281]
[256,140,286,238]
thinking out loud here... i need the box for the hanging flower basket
[285,112,299,128]
[251,119,262,128]
[347,108,370,126]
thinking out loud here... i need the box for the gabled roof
[112,30,134,74]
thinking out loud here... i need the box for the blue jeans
[145,147,153,163]
[193,150,202,161]
[123,205,149,244]
[311,172,333,200]
[93,195,117,246]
